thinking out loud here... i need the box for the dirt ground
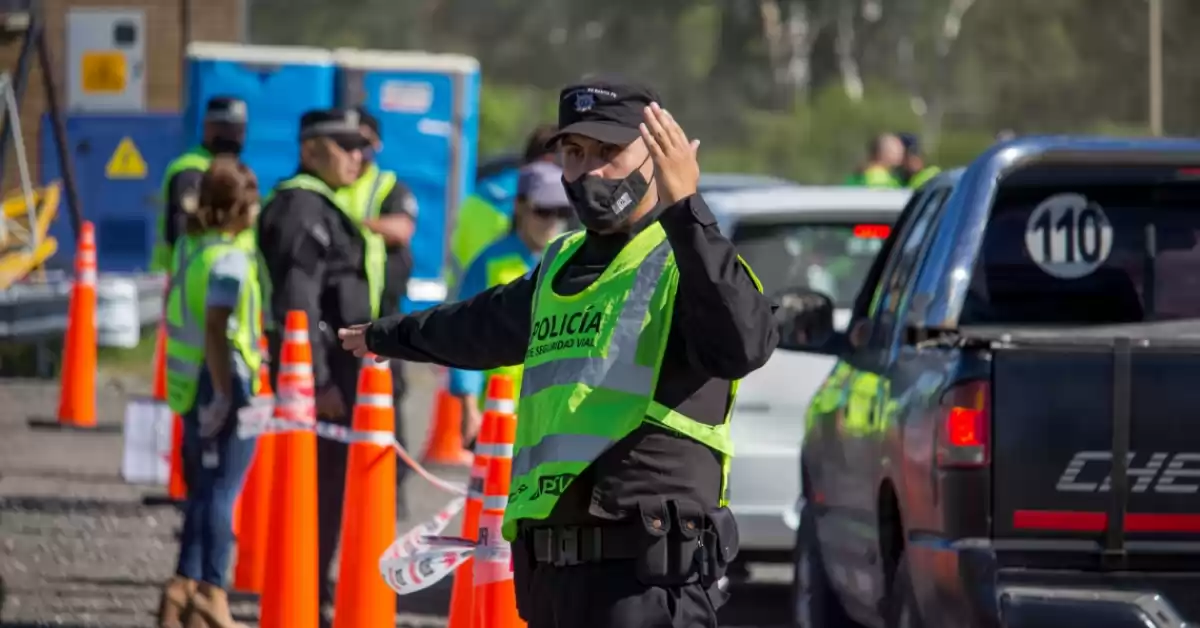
[0,365,792,627]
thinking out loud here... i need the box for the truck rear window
[961,166,1200,325]
[733,221,891,308]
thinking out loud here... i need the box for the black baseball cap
[547,77,661,148]
[299,108,370,149]
[204,96,247,124]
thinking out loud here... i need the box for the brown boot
[187,582,245,628]
[156,576,196,628]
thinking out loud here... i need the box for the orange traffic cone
[473,374,524,628]
[141,320,187,506]
[153,320,188,502]
[151,319,167,400]
[233,334,276,594]
[259,311,319,628]
[333,356,397,628]
[446,397,503,628]
[421,385,472,466]
[166,415,187,500]
[32,221,102,431]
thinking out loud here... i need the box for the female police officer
[340,78,778,628]
[157,157,262,628]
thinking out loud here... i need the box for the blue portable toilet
[185,43,336,192]
[332,48,481,313]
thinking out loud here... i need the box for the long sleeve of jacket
[366,272,534,370]
[164,169,204,247]
[447,253,492,396]
[659,193,780,380]
[259,194,334,388]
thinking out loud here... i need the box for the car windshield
[962,165,1200,326]
[732,220,891,308]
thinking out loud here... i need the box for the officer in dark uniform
[256,108,372,617]
[339,79,779,628]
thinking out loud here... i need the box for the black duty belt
[524,523,643,566]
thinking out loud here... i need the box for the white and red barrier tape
[237,395,467,495]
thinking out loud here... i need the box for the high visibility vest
[164,231,263,414]
[337,163,394,318]
[845,165,901,188]
[480,251,533,408]
[257,174,352,331]
[446,194,510,292]
[500,223,762,541]
[907,166,941,189]
[152,147,213,273]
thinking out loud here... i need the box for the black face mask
[562,162,651,233]
[206,137,244,157]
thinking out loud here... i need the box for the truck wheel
[886,552,925,628]
[792,507,862,628]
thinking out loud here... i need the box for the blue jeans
[175,365,258,587]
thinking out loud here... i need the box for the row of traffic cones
[447,374,525,628]
[258,310,399,628]
[36,221,506,625]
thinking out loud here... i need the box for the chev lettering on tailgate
[1055,451,1200,494]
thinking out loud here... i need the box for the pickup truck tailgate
[991,340,1200,553]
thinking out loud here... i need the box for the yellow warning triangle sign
[105,136,147,180]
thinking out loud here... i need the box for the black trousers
[514,549,727,628]
[316,350,361,607]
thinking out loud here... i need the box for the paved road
[0,366,792,627]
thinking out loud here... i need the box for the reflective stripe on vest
[165,238,212,389]
[165,234,263,413]
[501,224,744,540]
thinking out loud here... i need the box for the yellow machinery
[0,181,60,290]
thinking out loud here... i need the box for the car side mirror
[774,287,841,354]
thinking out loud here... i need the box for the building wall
[0,0,244,193]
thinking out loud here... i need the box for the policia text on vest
[353,196,778,620]
[345,81,779,626]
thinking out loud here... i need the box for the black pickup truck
[784,137,1200,628]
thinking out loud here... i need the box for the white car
[701,183,912,568]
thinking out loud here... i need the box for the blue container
[185,43,335,192]
[40,113,185,273]
[333,48,481,313]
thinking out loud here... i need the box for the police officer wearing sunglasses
[340,78,778,627]
[256,107,375,620]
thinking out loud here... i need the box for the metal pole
[1149,0,1163,136]
[38,16,84,240]
[180,0,191,103]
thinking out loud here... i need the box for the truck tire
[792,506,863,628]
[886,552,926,628]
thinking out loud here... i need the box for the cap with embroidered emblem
[547,77,661,148]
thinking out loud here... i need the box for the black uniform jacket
[258,171,373,391]
[366,194,779,525]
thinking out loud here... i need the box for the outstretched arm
[359,271,536,370]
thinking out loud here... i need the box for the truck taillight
[937,380,990,468]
